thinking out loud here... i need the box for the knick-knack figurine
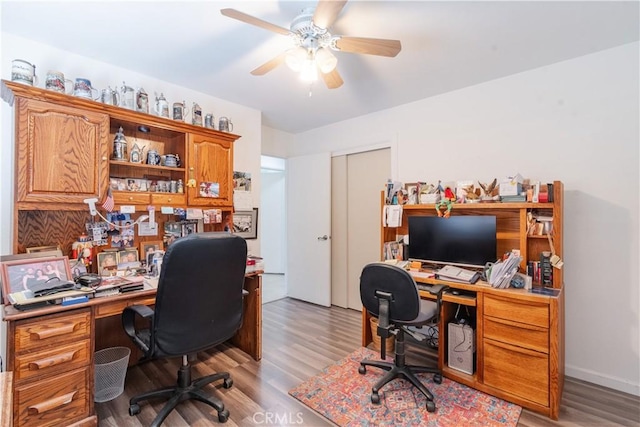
[112,126,127,161]
[130,142,145,164]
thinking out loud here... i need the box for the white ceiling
[2,1,638,134]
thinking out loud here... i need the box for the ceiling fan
[221,1,402,89]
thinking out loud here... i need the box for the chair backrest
[152,232,247,356]
[360,263,421,322]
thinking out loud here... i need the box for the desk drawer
[15,311,91,353]
[151,193,186,206]
[14,340,91,382]
[483,294,548,328]
[484,338,549,406]
[95,296,156,319]
[114,192,150,205]
[484,316,549,354]
[14,368,89,427]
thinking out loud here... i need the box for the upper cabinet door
[15,97,109,209]
[187,133,233,207]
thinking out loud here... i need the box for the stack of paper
[486,253,522,289]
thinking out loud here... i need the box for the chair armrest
[426,285,449,322]
[122,304,155,354]
[426,284,448,296]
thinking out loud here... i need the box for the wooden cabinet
[3,80,241,255]
[15,97,109,210]
[187,133,234,207]
[7,309,93,427]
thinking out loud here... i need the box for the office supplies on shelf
[486,253,522,288]
[437,265,480,284]
[411,271,435,280]
[62,295,89,306]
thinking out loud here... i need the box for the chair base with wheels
[129,355,232,426]
[359,327,442,413]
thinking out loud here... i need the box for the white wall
[288,43,640,395]
[1,32,264,256]
[262,125,293,158]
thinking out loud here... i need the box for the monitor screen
[407,215,497,268]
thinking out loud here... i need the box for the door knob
[317,235,329,241]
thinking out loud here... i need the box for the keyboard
[437,265,481,284]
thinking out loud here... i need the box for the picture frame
[25,245,61,254]
[1,256,72,303]
[404,182,420,205]
[118,248,139,265]
[140,240,163,260]
[233,208,258,239]
[97,252,118,276]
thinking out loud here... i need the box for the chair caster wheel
[358,365,366,375]
[426,401,436,413]
[434,373,442,384]
[223,378,233,389]
[129,403,141,416]
[371,392,381,404]
[218,409,230,423]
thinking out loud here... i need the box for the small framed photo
[233,208,259,239]
[25,245,61,254]
[1,256,71,303]
[404,183,420,205]
[140,241,163,260]
[118,248,139,265]
[97,252,118,276]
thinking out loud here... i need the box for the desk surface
[3,271,263,322]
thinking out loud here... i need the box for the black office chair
[122,232,247,426]
[358,263,447,412]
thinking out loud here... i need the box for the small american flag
[101,188,115,212]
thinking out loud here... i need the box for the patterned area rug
[289,347,522,426]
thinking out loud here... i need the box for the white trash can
[94,346,131,402]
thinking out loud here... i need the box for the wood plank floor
[97,298,640,426]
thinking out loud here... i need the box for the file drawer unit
[482,293,562,417]
[6,308,93,427]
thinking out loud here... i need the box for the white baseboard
[565,364,640,396]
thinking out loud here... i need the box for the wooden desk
[3,272,261,427]
[362,274,564,420]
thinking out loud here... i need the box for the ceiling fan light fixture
[300,57,318,82]
[315,47,337,73]
[285,46,307,72]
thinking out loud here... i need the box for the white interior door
[286,152,331,307]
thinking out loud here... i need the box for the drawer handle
[30,323,77,340]
[129,196,133,201]
[27,391,77,415]
[28,349,77,370]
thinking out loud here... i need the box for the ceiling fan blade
[335,36,402,57]
[251,52,287,76]
[313,0,348,29]
[321,68,344,89]
[221,8,291,35]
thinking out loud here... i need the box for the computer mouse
[451,290,461,296]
